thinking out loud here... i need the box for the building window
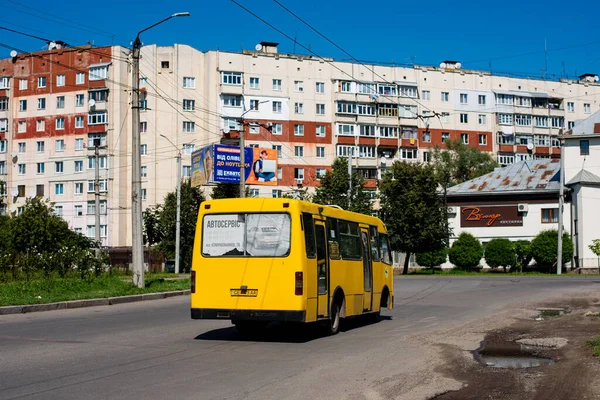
[359,146,376,158]
[316,82,325,93]
[478,95,486,105]
[423,151,430,162]
[294,168,305,180]
[272,101,282,113]
[378,103,398,117]
[55,161,64,174]
[567,102,574,112]
[246,77,259,89]
[183,99,195,111]
[88,133,106,147]
[75,205,83,216]
[141,144,147,156]
[584,103,591,114]
[460,93,468,104]
[441,92,449,102]
[461,133,469,144]
[89,66,108,81]
[183,76,195,88]
[222,95,242,107]
[89,90,107,102]
[88,113,107,125]
[0,98,7,111]
[497,154,515,166]
[294,102,304,114]
[478,114,486,124]
[580,140,590,155]
[36,141,45,153]
[249,99,260,110]
[337,145,355,157]
[183,121,195,133]
[294,146,304,158]
[182,144,195,155]
[541,208,558,223]
[378,84,397,96]
[515,114,532,126]
[76,94,84,107]
[316,146,325,158]
[337,102,357,114]
[272,79,282,91]
[88,156,107,170]
[534,134,550,147]
[37,76,46,88]
[17,185,25,197]
[272,145,282,159]
[56,139,65,152]
[294,80,304,92]
[316,125,326,137]
[18,121,26,133]
[0,140,6,153]
[479,134,487,146]
[268,123,281,135]
[498,114,513,125]
[75,182,83,194]
[87,180,108,193]
[338,124,355,136]
[75,160,83,173]
[272,189,282,198]
[37,98,45,110]
[19,79,27,90]
[161,61,169,69]
[75,116,84,129]
[379,126,398,138]
[422,90,430,100]
[0,119,6,132]
[56,74,65,87]
[535,116,548,128]
[340,81,353,93]
[76,72,85,84]
[316,103,325,115]
[360,125,376,137]
[183,166,192,178]
[400,148,418,160]
[19,99,27,111]
[221,71,242,85]
[460,113,468,124]
[55,206,63,217]
[18,142,26,153]
[55,183,64,195]
[422,131,431,142]
[294,124,304,136]
[316,168,326,179]
[35,119,44,132]
[37,162,45,174]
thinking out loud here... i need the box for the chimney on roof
[579,73,599,83]
[256,42,279,54]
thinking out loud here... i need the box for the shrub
[416,248,447,272]
[530,230,574,270]
[514,240,533,272]
[448,232,483,271]
[484,238,515,272]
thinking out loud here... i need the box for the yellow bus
[190,198,394,335]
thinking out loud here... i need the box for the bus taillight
[295,272,303,296]
[191,270,196,293]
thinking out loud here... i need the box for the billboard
[460,206,523,227]
[191,144,278,187]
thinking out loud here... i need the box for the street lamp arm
[159,134,177,150]
[134,12,190,47]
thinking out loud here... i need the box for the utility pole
[239,120,246,198]
[130,12,190,288]
[347,150,353,208]
[175,151,182,274]
[557,135,565,275]
[94,140,101,254]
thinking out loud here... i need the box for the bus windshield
[202,213,291,257]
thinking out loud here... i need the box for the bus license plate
[230,289,258,297]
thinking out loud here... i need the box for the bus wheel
[327,303,341,335]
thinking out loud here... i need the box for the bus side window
[370,226,380,262]
[302,213,316,258]
[339,220,361,260]
[380,233,392,265]
[326,218,341,259]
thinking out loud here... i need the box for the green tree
[416,248,447,273]
[514,240,533,272]
[313,157,372,215]
[142,206,163,246]
[379,161,449,274]
[211,182,248,199]
[283,187,313,201]
[144,180,205,272]
[531,230,574,271]
[589,239,600,258]
[484,238,515,272]
[448,232,483,271]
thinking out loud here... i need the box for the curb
[0,290,191,315]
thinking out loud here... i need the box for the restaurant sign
[460,206,523,227]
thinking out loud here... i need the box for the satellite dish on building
[255,43,263,51]
[10,50,17,58]
[89,99,96,108]
[11,188,18,197]
[223,126,231,134]
[455,62,462,69]
[440,62,447,69]
[527,143,534,151]
[380,156,387,165]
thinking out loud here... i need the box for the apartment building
[1,41,599,250]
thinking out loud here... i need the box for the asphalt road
[1,276,599,400]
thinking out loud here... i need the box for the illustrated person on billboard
[253,150,275,182]
[204,147,213,183]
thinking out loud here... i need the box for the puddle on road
[474,341,554,369]
[536,308,568,317]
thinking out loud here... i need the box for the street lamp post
[131,12,189,288]
[160,135,183,275]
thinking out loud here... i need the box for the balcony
[220,84,244,95]
[335,92,357,102]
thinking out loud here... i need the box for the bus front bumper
[191,308,306,322]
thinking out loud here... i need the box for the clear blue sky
[1,0,598,80]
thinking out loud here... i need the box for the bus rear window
[202,213,291,257]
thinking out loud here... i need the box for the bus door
[360,228,373,312]
[314,220,329,318]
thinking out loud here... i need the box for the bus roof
[201,198,386,229]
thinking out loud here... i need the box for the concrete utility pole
[94,140,102,254]
[557,135,565,275]
[131,12,190,288]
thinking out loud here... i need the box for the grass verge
[0,274,190,307]
[588,336,600,357]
